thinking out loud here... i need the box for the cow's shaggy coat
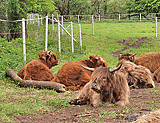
[134,52,160,73]
[52,55,108,91]
[118,53,136,62]
[117,60,155,88]
[69,65,130,107]
[18,51,59,81]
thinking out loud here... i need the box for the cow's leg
[69,98,88,105]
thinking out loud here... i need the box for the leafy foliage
[27,0,56,15]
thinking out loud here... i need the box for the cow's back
[134,52,160,73]
[18,59,54,81]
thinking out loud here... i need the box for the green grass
[0,21,160,122]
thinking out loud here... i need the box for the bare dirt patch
[13,83,160,123]
[112,37,151,58]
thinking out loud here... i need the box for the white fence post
[79,24,82,48]
[45,15,48,51]
[41,17,43,25]
[78,15,79,23]
[155,17,157,37]
[52,14,54,30]
[58,20,61,53]
[71,21,74,52]
[32,14,34,24]
[140,13,141,21]
[62,16,63,34]
[38,14,39,25]
[119,14,120,21]
[22,18,26,61]
[92,15,94,35]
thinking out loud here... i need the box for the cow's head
[80,64,122,93]
[118,53,137,62]
[89,55,108,67]
[38,51,60,69]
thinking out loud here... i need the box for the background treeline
[1,0,160,19]
[0,0,160,40]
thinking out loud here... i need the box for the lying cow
[69,64,130,107]
[117,60,155,88]
[153,67,160,83]
[18,51,59,81]
[118,53,137,62]
[51,55,108,91]
[134,52,160,73]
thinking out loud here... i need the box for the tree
[27,0,56,16]
[54,0,90,15]
[6,0,27,40]
[132,0,160,17]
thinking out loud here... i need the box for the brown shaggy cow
[51,55,108,91]
[153,67,160,83]
[18,51,59,81]
[134,52,160,73]
[69,64,130,107]
[117,60,155,88]
[118,53,137,62]
[132,109,160,123]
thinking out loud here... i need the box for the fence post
[32,14,34,24]
[61,16,63,34]
[78,15,79,23]
[41,17,43,25]
[38,14,39,25]
[140,13,141,21]
[22,18,26,61]
[99,14,100,22]
[45,15,48,51]
[52,14,54,30]
[79,24,82,48]
[58,20,61,53]
[92,15,94,35]
[71,21,74,53]
[30,14,31,24]
[119,14,120,21]
[155,17,157,37]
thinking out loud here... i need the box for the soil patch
[13,83,160,123]
[112,37,151,58]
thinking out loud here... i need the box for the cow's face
[38,51,60,69]
[118,53,136,62]
[91,67,113,93]
[89,55,108,67]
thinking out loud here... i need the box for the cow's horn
[47,51,51,56]
[80,64,95,71]
[109,63,122,73]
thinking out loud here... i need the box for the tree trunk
[6,69,66,92]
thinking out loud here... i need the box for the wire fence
[0,13,160,61]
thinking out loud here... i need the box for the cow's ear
[38,52,46,61]
[89,55,94,59]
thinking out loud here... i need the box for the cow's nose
[147,84,154,88]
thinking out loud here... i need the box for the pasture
[0,21,160,122]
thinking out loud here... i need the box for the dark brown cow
[153,67,160,83]
[69,64,130,107]
[18,51,59,81]
[117,60,155,88]
[118,53,137,62]
[52,55,108,91]
[134,52,160,73]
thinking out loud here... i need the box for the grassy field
[0,21,160,122]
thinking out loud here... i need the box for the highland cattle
[52,55,108,91]
[117,60,155,88]
[18,51,59,81]
[69,64,130,107]
[134,52,160,73]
